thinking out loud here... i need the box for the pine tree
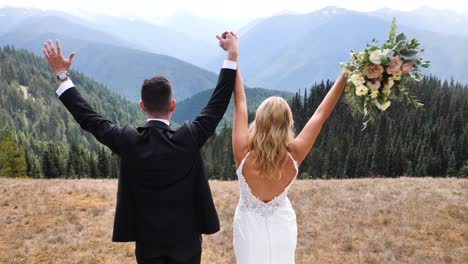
[89,154,98,178]
[446,152,457,176]
[0,129,27,177]
[67,140,80,178]
[110,154,119,178]
[98,147,111,178]
[42,143,60,178]
[25,148,41,178]
[67,163,77,178]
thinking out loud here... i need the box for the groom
[42,32,238,263]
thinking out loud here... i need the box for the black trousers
[135,236,202,264]
[135,252,201,264]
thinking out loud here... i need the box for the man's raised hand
[43,39,75,75]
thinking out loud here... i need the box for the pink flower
[401,61,414,74]
[362,64,384,80]
[386,55,403,74]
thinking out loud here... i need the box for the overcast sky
[1,0,467,22]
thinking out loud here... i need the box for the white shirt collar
[147,118,170,126]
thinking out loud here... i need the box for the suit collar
[141,120,175,131]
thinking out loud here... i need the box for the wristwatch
[56,71,69,81]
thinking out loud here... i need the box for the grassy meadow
[0,178,467,263]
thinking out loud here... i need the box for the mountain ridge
[0,12,219,101]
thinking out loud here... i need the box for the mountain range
[205,6,468,91]
[0,7,221,67]
[1,6,468,101]
[0,8,219,101]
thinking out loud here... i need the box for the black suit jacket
[59,68,236,246]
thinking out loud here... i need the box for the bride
[231,62,347,263]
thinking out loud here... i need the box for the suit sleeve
[189,67,237,147]
[58,86,123,155]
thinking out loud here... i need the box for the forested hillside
[0,46,144,178]
[203,77,468,179]
[1,46,466,179]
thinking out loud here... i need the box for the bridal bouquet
[340,18,430,129]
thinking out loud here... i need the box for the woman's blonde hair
[248,96,295,180]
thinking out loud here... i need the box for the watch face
[58,71,68,80]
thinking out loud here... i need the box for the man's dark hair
[141,76,172,114]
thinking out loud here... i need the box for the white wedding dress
[233,152,298,264]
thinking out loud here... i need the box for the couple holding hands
[42,31,346,264]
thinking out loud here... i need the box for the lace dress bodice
[235,152,299,217]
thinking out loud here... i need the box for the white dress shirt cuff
[56,79,75,96]
[222,60,237,70]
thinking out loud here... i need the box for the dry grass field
[0,178,467,264]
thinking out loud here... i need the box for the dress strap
[287,152,299,173]
[236,152,250,173]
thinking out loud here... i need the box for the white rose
[369,50,384,65]
[370,90,379,98]
[351,74,365,86]
[355,85,369,96]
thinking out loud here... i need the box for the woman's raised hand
[216,31,239,61]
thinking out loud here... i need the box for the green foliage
[0,129,27,177]
[386,18,397,45]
